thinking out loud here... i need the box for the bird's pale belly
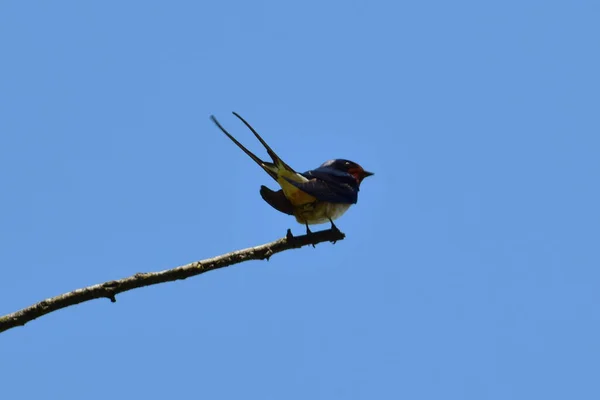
[294,202,352,225]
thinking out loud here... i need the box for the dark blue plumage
[286,162,363,204]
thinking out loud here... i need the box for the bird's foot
[305,223,313,235]
[328,218,341,243]
[305,223,316,247]
[328,218,340,233]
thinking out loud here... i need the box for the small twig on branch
[0,228,345,334]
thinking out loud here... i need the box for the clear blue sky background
[1,1,599,399]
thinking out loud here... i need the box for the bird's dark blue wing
[302,167,358,186]
[285,166,359,204]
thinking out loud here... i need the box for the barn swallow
[210,112,373,234]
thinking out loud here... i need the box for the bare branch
[0,228,345,334]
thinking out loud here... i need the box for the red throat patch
[348,168,363,183]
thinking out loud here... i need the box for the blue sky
[1,1,599,398]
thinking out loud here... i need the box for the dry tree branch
[0,228,345,334]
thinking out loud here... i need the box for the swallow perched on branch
[210,112,373,234]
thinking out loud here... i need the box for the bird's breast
[325,202,352,221]
[295,202,352,225]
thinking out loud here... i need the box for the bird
[210,112,373,234]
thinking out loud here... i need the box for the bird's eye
[345,161,350,166]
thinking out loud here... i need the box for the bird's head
[320,159,374,184]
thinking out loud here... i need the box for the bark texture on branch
[0,228,345,334]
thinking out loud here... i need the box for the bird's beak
[363,171,374,178]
